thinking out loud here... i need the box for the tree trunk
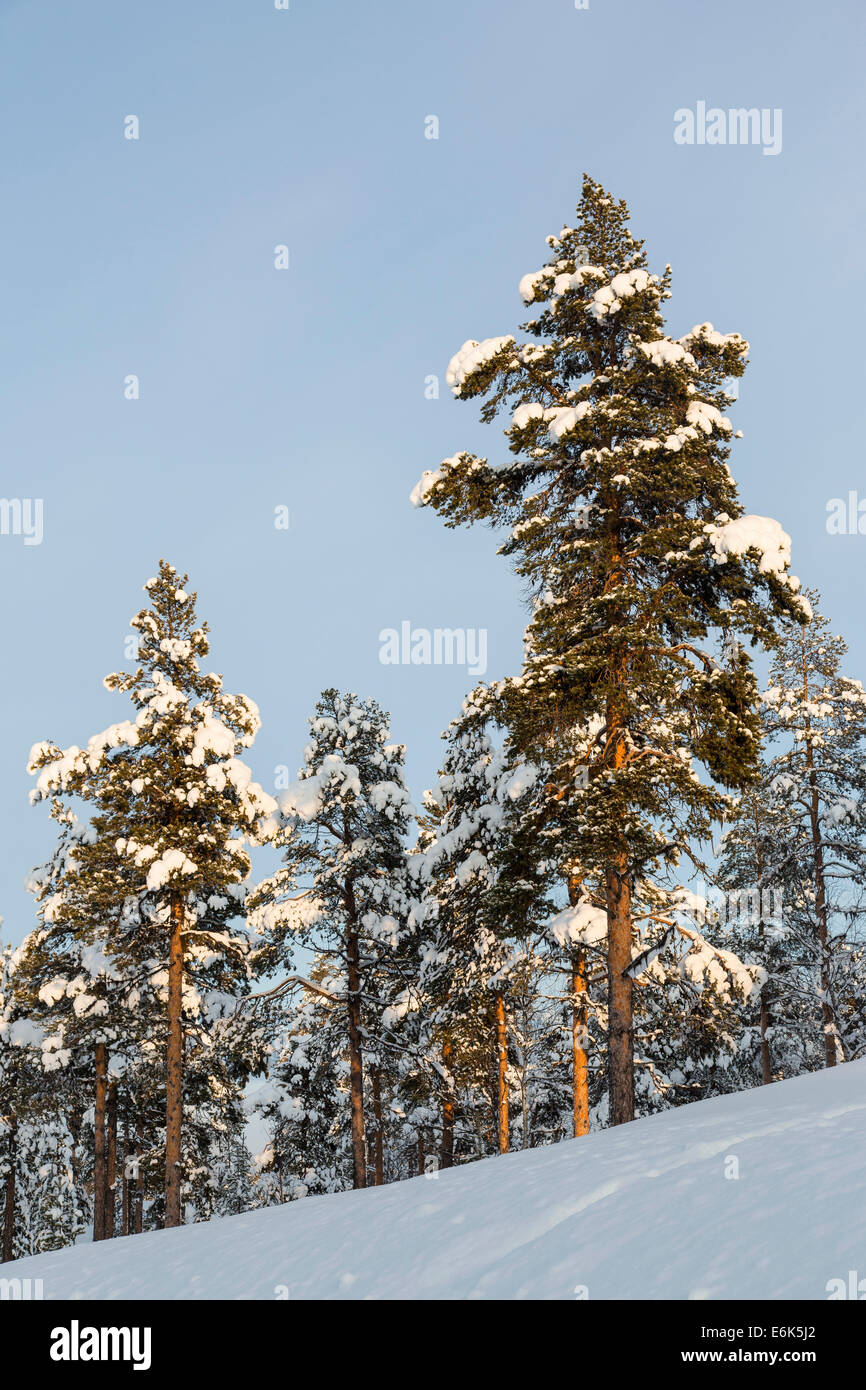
[134,1137,144,1235]
[607,860,634,1125]
[93,1042,108,1241]
[760,987,773,1085]
[105,1079,118,1239]
[1,1114,17,1263]
[417,1134,425,1176]
[572,951,590,1136]
[440,1039,455,1168]
[370,1068,384,1186]
[801,651,838,1068]
[345,911,367,1189]
[121,1118,130,1238]
[494,992,509,1153]
[602,476,635,1126]
[69,1113,80,1204]
[807,776,837,1066]
[753,817,773,1086]
[566,874,590,1136]
[165,894,185,1227]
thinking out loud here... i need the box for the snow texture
[703,515,791,574]
[5,1060,865,1300]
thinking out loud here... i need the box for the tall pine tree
[412,176,807,1123]
[28,561,275,1225]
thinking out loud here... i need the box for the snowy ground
[7,1061,866,1300]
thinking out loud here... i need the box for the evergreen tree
[624,882,766,1109]
[14,805,130,1241]
[27,560,275,1226]
[1,940,27,1262]
[758,594,866,1065]
[250,968,354,1203]
[717,786,812,1084]
[251,689,415,1188]
[7,1106,86,1256]
[413,694,543,1155]
[1,939,87,1259]
[412,175,807,1123]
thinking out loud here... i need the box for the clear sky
[0,0,863,946]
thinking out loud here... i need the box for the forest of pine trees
[3,178,866,1257]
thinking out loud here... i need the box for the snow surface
[6,1061,865,1300]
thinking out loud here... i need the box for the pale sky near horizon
[0,0,864,945]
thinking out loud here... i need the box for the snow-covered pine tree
[6,1106,86,1257]
[13,804,131,1241]
[209,1129,254,1219]
[412,175,807,1124]
[249,964,354,1203]
[1,940,27,1262]
[1,938,87,1259]
[624,882,766,1109]
[759,593,866,1066]
[415,713,506,1158]
[716,785,810,1085]
[413,693,542,1156]
[180,1035,255,1225]
[27,560,276,1226]
[250,689,415,1188]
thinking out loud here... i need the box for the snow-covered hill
[7,1061,866,1300]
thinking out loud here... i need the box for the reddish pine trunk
[572,952,590,1136]
[494,993,509,1153]
[345,912,367,1189]
[417,1134,425,1176]
[93,1042,108,1241]
[1,1114,17,1263]
[164,894,185,1227]
[567,874,590,1136]
[440,1039,455,1168]
[607,861,634,1125]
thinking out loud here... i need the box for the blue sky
[0,0,864,945]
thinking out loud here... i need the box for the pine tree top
[410,176,812,884]
[25,563,277,1032]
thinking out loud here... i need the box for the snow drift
[7,1060,866,1300]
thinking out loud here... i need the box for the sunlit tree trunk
[494,993,509,1153]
